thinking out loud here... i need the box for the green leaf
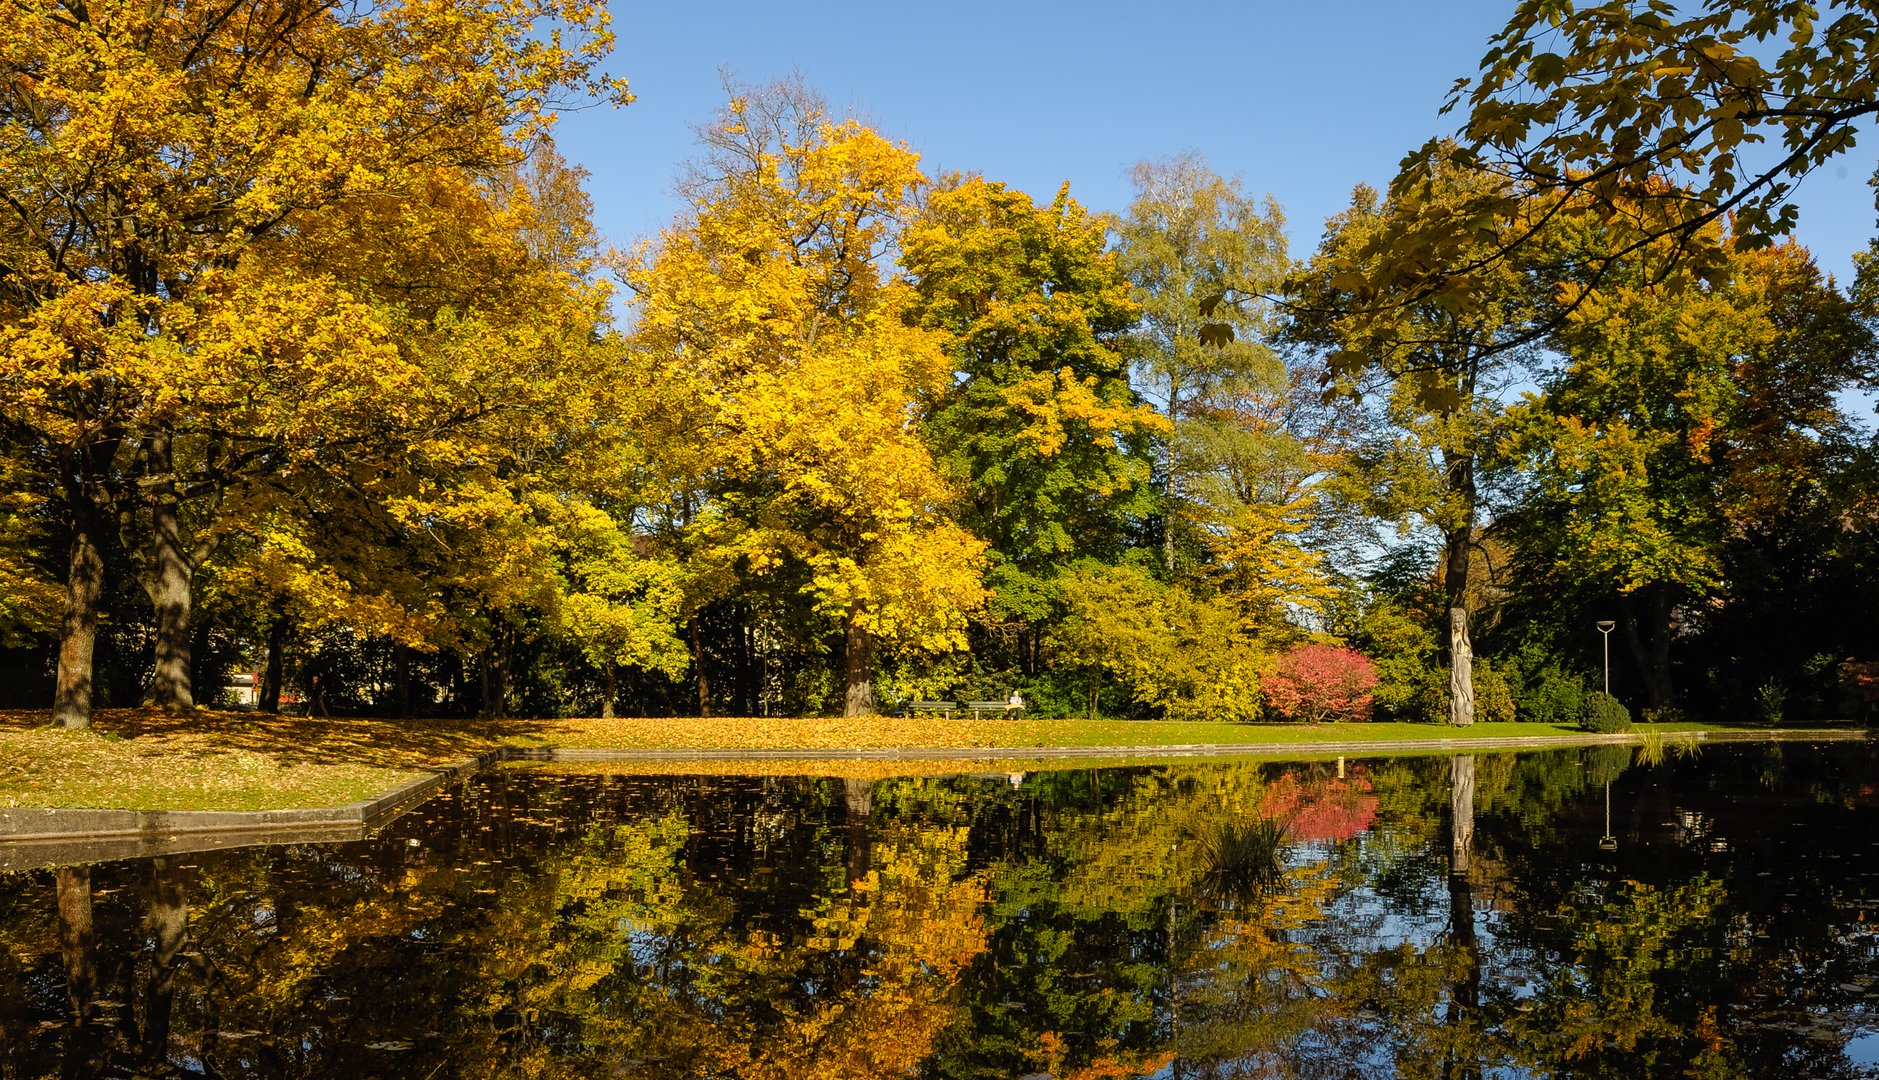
[1530,51,1568,86]
[1414,382,1465,414]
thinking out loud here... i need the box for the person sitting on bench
[1006,690,1024,719]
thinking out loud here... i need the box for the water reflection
[4,743,1879,1077]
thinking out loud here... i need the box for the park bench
[897,699,1023,718]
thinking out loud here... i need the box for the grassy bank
[508,715,1712,752]
[0,709,491,812]
[0,708,1828,812]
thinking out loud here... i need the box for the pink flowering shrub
[1264,644,1379,723]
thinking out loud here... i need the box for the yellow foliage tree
[0,0,625,725]
[624,82,986,717]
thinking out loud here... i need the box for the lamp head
[1596,620,1616,632]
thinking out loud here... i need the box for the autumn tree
[0,453,59,646]
[0,0,624,725]
[1289,163,1545,726]
[1507,234,1874,710]
[1347,3,1879,364]
[623,82,987,717]
[1112,155,1304,573]
[111,138,631,720]
[1046,560,1265,721]
[902,176,1164,689]
[1263,643,1378,723]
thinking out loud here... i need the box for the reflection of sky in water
[1847,1027,1879,1065]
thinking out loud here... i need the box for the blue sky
[553,0,1878,285]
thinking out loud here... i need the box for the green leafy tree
[1112,156,1301,574]
[1508,235,1872,709]
[540,495,688,717]
[903,176,1165,689]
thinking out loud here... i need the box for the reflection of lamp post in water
[1596,620,1616,694]
[1600,782,1619,852]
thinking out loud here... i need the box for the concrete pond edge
[0,727,1866,869]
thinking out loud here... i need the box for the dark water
[5,741,1879,1078]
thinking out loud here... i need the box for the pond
[5,740,1879,1078]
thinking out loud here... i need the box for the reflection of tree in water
[11,858,199,1078]
[7,748,1879,1076]
[0,775,995,1078]
[1258,770,1378,843]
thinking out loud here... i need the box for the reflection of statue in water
[1446,755,1482,1080]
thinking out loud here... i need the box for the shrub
[1264,644,1379,723]
[1518,663,1587,726]
[1580,691,1632,733]
[1752,682,1786,725]
[1411,662,1514,724]
[1475,664,1516,724]
[1413,666,1451,724]
[1346,598,1437,720]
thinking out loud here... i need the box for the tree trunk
[189,610,215,706]
[689,617,711,718]
[843,617,875,718]
[53,500,106,729]
[1445,525,1475,727]
[395,641,413,718]
[261,614,286,714]
[1619,586,1676,711]
[741,614,758,716]
[143,433,194,710]
[479,645,507,719]
[140,856,188,1068]
[600,662,617,719]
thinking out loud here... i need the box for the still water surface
[5,742,1879,1078]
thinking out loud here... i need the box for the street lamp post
[1596,620,1616,695]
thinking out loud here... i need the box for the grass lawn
[0,708,1824,812]
[0,709,495,812]
[511,715,1715,751]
